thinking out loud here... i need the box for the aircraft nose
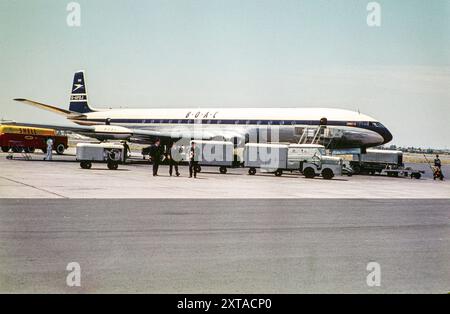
[382,128,393,144]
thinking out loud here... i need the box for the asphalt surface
[0,151,449,293]
[0,151,449,198]
[0,199,449,293]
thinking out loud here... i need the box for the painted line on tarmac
[0,175,68,199]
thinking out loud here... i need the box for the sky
[0,0,449,148]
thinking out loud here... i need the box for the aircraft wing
[4,122,96,133]
[5,121,245,144]
[130,127,246,143]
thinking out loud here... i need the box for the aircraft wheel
[248,168,256,175]
[219,166,227,174]
[1,146,10,153]
[304,167,315,179]
[274,169,283,177]
[56,144,65,155]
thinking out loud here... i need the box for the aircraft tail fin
[69,70,95,113]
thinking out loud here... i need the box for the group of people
[148,139,201,178]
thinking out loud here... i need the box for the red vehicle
[0,125,68,154]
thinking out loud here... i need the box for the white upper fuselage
[83,107,377,122]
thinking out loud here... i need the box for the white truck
[76,143,124,170]
[244,143,343,179]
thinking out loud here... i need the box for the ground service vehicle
[76,143,124,170]
[351,149,424,179]
[0,125,68,154]
[244,143,343,179]
[350,149,403,174]
[244,143,289,176]
[287,144,343,179]
[191,140,235,174]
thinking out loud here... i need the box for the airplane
[13,71,392,151]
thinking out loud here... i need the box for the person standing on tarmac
[44,137,54,161]
[189,142,200,178]
[150,139,163,176]
[167,142,181,177]
[434,155,442,169]
[122,141,130,163]
[434,155,444,180]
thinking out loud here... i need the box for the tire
[413,173,421,180]
[195,165,202,173]
[219,166,227,174]
[1,146,10,153]
[107,162,119,170]
[80,161,92,169]
[24,147,35,153]
[322,168,334,180]
[248,168,256,175]
[352,164,361,175]
[56,144,65,155]
[274,169,283,177]
[304,167,315,179]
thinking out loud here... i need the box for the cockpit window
[369,122,384,128]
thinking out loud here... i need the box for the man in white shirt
[44,138,54,161]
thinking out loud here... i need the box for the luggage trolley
[76,143,124,170]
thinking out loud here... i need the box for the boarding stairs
[298,125,326,145]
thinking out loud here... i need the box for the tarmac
[0,150,449,199]
[0,150,449,293]
[0,199,449,293]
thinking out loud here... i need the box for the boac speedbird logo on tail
[73,79,84,92]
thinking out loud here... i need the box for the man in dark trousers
[167,142,181,177]
[434,155,444,180]
[189,141,201,178]
[150,139,163,176]
[122,141,130,163]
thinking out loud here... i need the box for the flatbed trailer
[383,167,425,179]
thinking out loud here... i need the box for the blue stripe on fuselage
[85,118,348,126]
[81,118,391,143]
